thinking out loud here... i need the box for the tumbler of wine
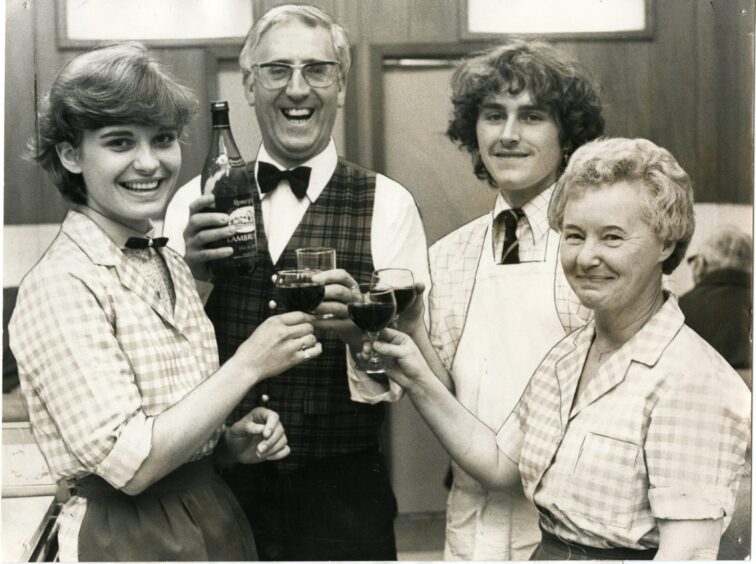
[348,283,396,379]
[296,248,336,318]
[371,268,416,318]
[275,269,325,316]
[295,247,337,271]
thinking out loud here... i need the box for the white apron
[444,227,565,561]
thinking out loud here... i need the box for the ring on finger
[299,336,307,351]
[303,347,312,360]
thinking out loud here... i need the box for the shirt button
[268,299,277,310]
[271,273,278,283]
[261,394,270,403]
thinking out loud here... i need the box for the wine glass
[296,247,337,271]
[275,269,325,316]
[348,283,396,379]
[296,248,337,319]
[371,268,416,319]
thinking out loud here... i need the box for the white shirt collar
[491,184,555,244]
[254,138,338,203]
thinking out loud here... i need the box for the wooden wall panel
[360,0,411,43]
[152,49,212,185]
[409,0,459,42]
[714,0,754,204]
[648,0,700,186]
[693,0,719,203]
[5,0,49,225]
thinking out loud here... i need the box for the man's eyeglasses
[254,61,340,90]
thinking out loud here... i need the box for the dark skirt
[73,457,257,561]
[531,526,657,561]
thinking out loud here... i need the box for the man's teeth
[122,181,159,191]
[282,108,314,120]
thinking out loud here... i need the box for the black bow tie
[257,161,312,199]
[124,236,169,250]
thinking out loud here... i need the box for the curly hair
[548,137,696,274]
[31,41,197,205]
[447,39,605,186]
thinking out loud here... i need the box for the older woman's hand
[372,327,434,392]
[224,407,290,464]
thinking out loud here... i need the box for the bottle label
[215,196,258,264]
[228,205,256,234]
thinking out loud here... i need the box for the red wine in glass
[276,270,324,314]
[371,269,416,317]
[391,286,417,315]
[348,302,396,332]
[348,283,396,377]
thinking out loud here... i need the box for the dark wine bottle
[201,100,257,277]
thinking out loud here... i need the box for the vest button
[271,273,278,283]
[268,299,277,310]
[261,394,270,403]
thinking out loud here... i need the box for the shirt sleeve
[495,381,531,465]
[345,346,403,403]
[346,173,431,403]
[645,374,750,522]
[9,269,153,488]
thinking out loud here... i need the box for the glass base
[365,370,389,384]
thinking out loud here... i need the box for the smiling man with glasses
[163,4,430,561]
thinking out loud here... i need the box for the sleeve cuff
[496,414,525,464]
[94,412,154,488]
[648,483,734,520]
[346,346,404,404]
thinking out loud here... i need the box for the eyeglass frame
[252,60,341,90]
[686,254,705,266]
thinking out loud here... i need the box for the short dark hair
[447,39,605,186]
[31,41,198,204]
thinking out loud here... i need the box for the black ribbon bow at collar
[257,161,312,199]
[124,236,169,250]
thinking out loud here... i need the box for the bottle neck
[211,111,230,128]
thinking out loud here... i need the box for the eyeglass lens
[257,62,338,89]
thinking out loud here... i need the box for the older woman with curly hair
[424,39,604,559]
[380,137,750,560]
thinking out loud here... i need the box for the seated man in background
[680,226,752,560]
[680,226,752,378]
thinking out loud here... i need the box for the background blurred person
[427,39,604,560]
[680,226,752,376]
[376,137,750,560]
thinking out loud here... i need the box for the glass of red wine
[371,269,416,319]
[275,269,325,316]
[348,283,397,379]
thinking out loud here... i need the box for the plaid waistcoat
[205,158,384,471]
